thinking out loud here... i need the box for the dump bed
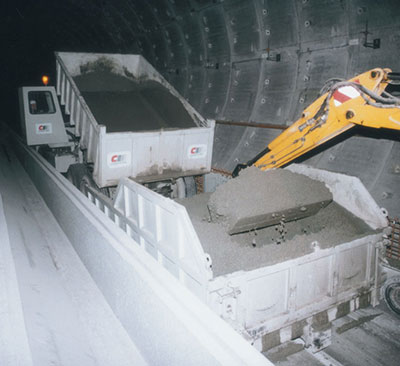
[84,165,388,347]
[55,52,214,187]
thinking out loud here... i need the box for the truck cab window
[28,91,56,114]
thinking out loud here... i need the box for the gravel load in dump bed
[73,71,196,132]
[176,193,376,277]
[208,167,333,234]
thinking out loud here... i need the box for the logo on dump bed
[188,144,207,159]
[107,151,131,168]
[35,123,52,134]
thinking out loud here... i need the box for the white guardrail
[12,134,271,365]
[86,178,213,300]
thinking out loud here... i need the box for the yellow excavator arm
[235,68,400,174]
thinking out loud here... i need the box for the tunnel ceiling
[2,0,400,216]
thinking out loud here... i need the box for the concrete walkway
[0,142,147,365]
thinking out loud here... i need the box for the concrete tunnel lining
[3,0,400,216]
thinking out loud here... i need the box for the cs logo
[111,154,123,163]
[188,144,207,159]
[190,147,201,155]
[35,123,52,134]
[107,151,131,168]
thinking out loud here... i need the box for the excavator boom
[249,68,400,172]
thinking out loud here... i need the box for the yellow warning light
[42,75,49,86]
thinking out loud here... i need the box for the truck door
[19,86,68,146]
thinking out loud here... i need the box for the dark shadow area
[0,0,122,130]
[386,82,400,96]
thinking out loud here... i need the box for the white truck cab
[19,86,68,146]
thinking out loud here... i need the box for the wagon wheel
[382,276,400,316]
[66,163,96,195]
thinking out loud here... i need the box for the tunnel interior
[2,0,400,216]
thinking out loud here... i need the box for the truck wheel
[66,164,95,194]
[383,276,400,316]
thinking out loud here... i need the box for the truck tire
[66,164,96,194]
[383,276,400,316]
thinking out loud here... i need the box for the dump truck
[18,52,215,197]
